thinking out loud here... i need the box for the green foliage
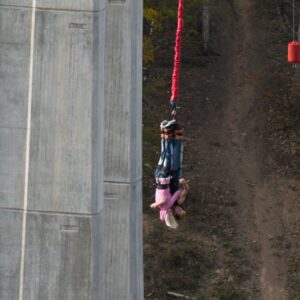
[144,8,160,31]
[143,0,204,65]
[143,36,156,65]
[144,0,203,33]
[185,0,203,34]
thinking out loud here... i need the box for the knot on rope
[170,100,177,119]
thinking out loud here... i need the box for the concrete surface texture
[104,0,144,299]
[0,0,106,299]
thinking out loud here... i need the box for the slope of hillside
[143,0,300,299]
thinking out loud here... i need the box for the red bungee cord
[170,0,184,114]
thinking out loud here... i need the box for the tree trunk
[203,0,210,54]
[291,20,300,107]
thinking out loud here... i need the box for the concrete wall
[104,0,144,299]
[0,0,143,298]
[0,1,106,299]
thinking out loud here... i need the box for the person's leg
[165,211,178,229]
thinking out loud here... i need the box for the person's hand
[179,178,186,184]
[150,203,157,209]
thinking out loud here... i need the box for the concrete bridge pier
[0,0,143,298]
[0,1,106,299]
[104,0,144,299]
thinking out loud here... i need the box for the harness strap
[155,183,169,190]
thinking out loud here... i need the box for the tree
[202,0,210,54]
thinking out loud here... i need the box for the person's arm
[177,179,189,205]
[150,198,166,209]
[180,178,190,192]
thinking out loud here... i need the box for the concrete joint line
[19,1,36,299]
[26,209,102,217]
[0,207,23,213]
[0,3,106,14]
[0,207,103,217]
[34,7,106,13]
[104,179,142,185]
[0,126,27,130]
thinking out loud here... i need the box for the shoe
[165,211,178,229]
[160,119,176,129]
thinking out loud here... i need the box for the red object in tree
[288,41,300,63]
[170,0,184,104]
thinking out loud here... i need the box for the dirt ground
[143,0,300,299]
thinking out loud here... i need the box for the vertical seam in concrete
[19,1,36,299]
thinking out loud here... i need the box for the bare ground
[143,0,300,299]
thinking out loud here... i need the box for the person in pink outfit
[150,178,189,228]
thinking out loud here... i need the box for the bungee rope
[170,0,184,119]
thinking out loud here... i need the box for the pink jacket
[155,178,181,221]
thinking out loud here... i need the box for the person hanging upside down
[150,177,189,229]
[151,118,188,228]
